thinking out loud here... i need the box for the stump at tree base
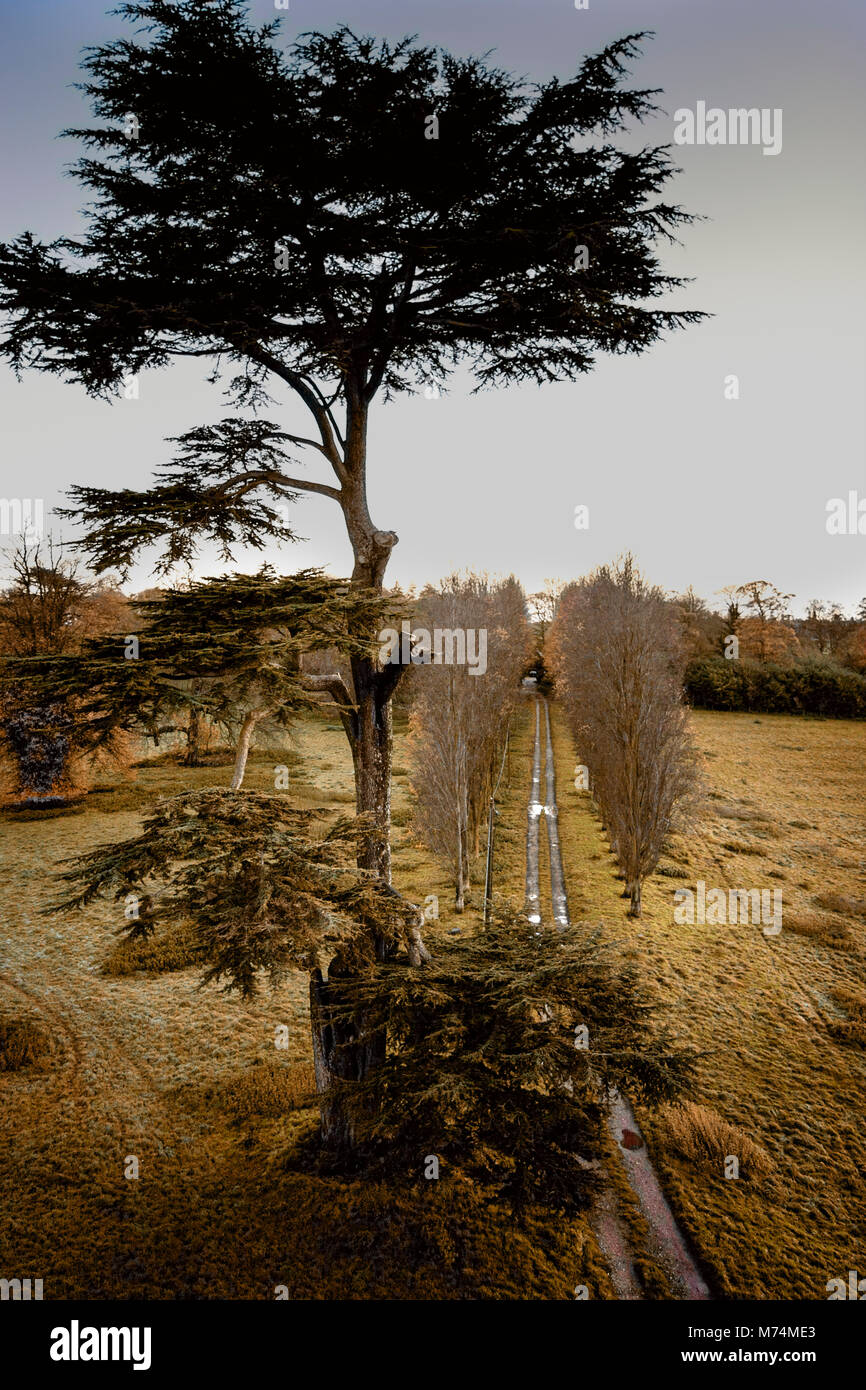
[309,967,386,1151]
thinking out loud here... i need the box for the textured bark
[180,706,203,767]
[349,653,394,883]
[305,386,420,1146]
[339,391,402,882]
[230,709,263,791]
[309,963,387,1148]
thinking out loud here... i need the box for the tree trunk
[230,709,262,792]
[304,390,407,1148]
[628,880,643,917]
[349,653,394,883]
[339,392,402,883]
[455,812,466,912]
[309,962,387,1148]
[181,706,203,767]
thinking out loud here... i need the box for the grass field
[0,702,863,1298]
[0,710,592,1300]
[551,703,866,1299]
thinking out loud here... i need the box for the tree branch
[279,475,342,503]
[302,672,359,744]
[238,340,349,487]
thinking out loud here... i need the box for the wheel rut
[524,693,711,1301]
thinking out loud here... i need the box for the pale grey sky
[1,0,864,612]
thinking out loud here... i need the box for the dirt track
[524,692,711,1300]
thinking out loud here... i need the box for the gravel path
[524,699,543,925]
[542,700,569,928]
[525,694,711,1300]
[607,1091,711,1300]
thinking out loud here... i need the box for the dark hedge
[684,657,866,719]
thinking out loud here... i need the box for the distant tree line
[673,581,866,671]
[673,581,866,718]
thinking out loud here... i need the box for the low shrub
[812,893,866,921]
[830,985,866,1019]
[827,1021,866,1048]
[784,912,852,950]
[218,1061,318,1121]
[656,862,690,879]
[0,1017,54,1072]
[103,924,205,977]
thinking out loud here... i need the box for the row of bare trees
[548,556,698,916]
[408,574,533,910]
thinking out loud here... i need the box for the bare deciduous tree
[549,556,698,916]
[408,574,532,910]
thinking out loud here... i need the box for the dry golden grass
[658,1101,775,1181]
[0,708,607,1300]
[551,703,866,1299]
[0,1018,55,1072]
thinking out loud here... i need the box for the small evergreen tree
[0,541,128,804]
[2,567,395,791]
[55,787,429,1144]
[335,916,695,1214]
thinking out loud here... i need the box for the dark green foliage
[685,657,866,719]
[329,914,697,1215]
[60,420,302,579]
[1,567,396,755]
[54,788,421,997]
[0,10,702,404]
